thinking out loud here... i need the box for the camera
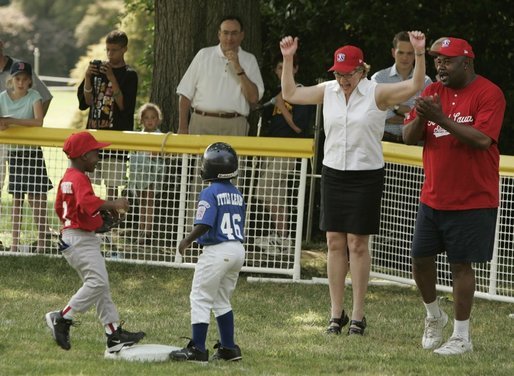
[90,59,103,68]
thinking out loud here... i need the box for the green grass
[0,255,512,376]
[44,89,78,129]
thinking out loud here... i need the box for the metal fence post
[305,78,324,242]
[33,47,40,75]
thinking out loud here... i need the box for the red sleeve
[472,82,505,143]
[74,179,104,216]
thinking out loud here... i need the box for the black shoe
[326,310,349,335]
[170,339,209,362]
[106,324,145,353]
[45,311,73,350]
[211,341,242,361]
[348,316,367,335]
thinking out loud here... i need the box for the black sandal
[348,316,367,335]
[325,310,349,334]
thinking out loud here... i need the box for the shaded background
[1,0,512,153]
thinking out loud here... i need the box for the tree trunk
[151,0,261,133]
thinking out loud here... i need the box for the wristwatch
[393,105,403,117]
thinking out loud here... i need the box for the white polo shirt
[176,44,264,116]
[322,79,387,171]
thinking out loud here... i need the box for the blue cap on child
[10,61,33,77]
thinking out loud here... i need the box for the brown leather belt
[193,109,242,118]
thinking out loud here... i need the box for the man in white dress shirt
[176,15,264,136]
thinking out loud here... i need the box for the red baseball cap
[428,37,475,59]
[63,132,111,159]
[328,45,364,73]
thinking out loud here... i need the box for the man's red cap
[428,37,475,59]
[328,45,364,73]
[63,132,111,159]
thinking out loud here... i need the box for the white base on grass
[104,344,181,362]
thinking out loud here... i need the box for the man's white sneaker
[422,309,448,349]
[434,336,473,355]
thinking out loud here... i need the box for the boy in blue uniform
[170,142,245,362]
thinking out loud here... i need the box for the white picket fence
[0,129,513,303]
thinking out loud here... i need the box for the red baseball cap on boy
[63,132,111,159]
[428,37,475,59]
[328,45,364,73]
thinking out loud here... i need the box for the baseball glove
[95,210,124,233]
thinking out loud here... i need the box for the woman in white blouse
[279,32,426,335]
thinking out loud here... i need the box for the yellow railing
[0,128,314,158]
[382,141,514,176]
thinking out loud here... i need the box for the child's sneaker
[170,339,209,362]
[106,325,145,353]
[211,341,242,361]
[45,311,73,350]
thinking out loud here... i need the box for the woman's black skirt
[8,146,53,195]
[320,165,385,234]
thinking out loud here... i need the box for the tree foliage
[74,1,125,49]
[0,4,34,60]
[0,3,77,76]
[2,0,513,151]
[14,0,87,29]
[2,0,125,77]
[260,0,514,153]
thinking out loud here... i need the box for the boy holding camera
[77,30,138,201]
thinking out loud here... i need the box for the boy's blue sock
[216,310,235,348]
[191,323,209,352]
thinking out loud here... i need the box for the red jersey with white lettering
[405,75,505,210]
[55,168,105,231]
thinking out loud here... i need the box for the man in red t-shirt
[46,132,145,352]
[403,37,506,355]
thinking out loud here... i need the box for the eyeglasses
[220,30,241,37]
[333,69,362,80]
